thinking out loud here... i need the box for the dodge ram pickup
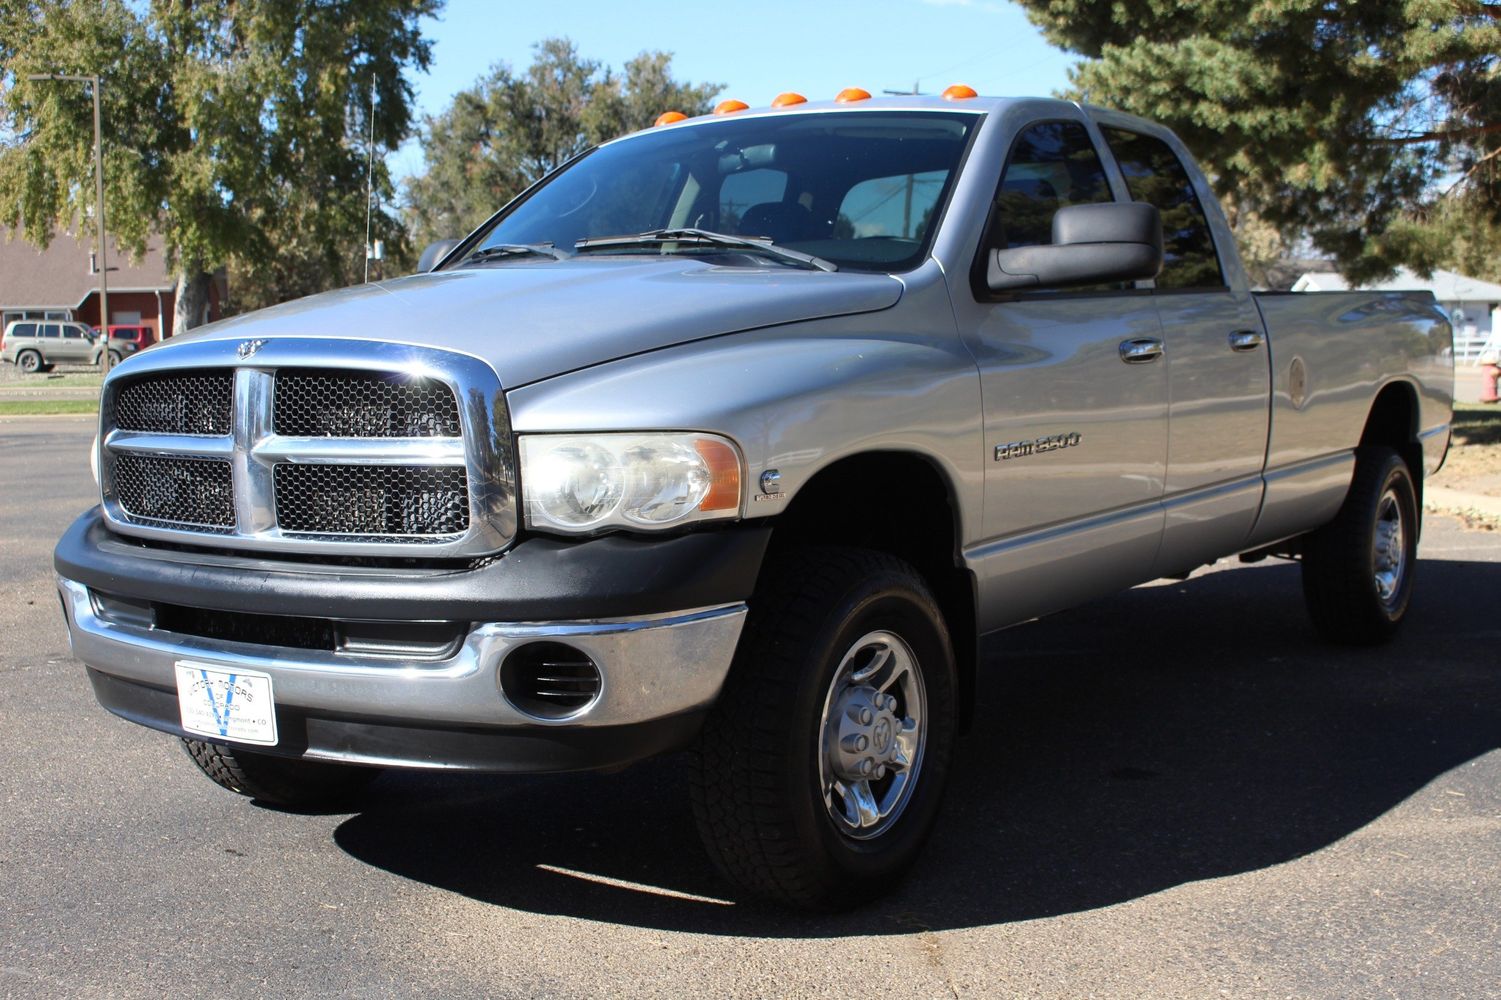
[55,93,1453,909]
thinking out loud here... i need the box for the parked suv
[1,319,97,372]
[89,325,157,366]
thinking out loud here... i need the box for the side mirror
[417,238,463,274]
[987,202,1163,292]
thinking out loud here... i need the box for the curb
[1426,485,1501,523]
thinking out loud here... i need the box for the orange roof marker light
[834,87,872,103]
[714,99,750,115]
[942,84,979,101]
[771,92,807,108]
[654,111,688,126]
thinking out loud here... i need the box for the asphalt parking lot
[3,415,1498,999]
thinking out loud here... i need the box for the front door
[954,119,1169,631]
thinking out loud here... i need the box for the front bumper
[55,509,768,772]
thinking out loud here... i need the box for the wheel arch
[763,449,979,731]
[1360,378,1423,489]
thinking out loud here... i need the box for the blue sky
[390,0,1079,181]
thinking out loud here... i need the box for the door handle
[1229,329,1264,352]
[1119,338,1164,364]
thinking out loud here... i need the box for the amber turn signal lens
[771,92,807,108]
[834,87,872,103]
[654,111,687,126]
[695,438,742,512]
[714,99,750,115]
[942,84,978,100]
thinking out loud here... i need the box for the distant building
[0,230,224,337]
[1292,267,1501,362]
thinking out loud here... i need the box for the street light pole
[28,72,110,372]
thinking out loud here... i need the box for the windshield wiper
[461,242,567,264]
[573,228,837,272]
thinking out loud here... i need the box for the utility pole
[364,84,375,283]
[28,73,111,372]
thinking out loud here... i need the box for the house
[0,229,224,338]
[1292,267,1501,362]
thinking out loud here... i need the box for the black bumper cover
[55,506,770,622]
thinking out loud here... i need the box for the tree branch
[1366,122,1501,145]
[1441,144,1501,197]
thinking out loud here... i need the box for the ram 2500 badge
[55,93,1453,909]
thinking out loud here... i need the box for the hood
[168,257,905,386]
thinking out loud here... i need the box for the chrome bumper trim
[59,576,746,730]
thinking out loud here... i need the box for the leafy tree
[0,0,437,330]
[404,38,720,247]
[1014,0,1501,282]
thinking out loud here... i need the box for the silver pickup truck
[55,95,1452,909]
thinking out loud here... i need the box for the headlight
[519,432,742,534]
[89,433,100,486]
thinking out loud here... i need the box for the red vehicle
[89,324,158,364]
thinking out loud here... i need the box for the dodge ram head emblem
[237,339,267,359]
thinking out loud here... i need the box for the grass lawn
[0,400,98,417]
[0,374,103,391]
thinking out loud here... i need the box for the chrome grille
[273,369,460,438]
[98,338,516,557]
[114,371,233,435]
[113,454,235,530]
[274,464,469,537]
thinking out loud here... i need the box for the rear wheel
[16,350,40,374]
[181,738,381,808]
[1301,446,1419,644]
[690,547,957,909]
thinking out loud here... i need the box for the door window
[988,121,1112,251]
[1100,128,1224,290]
[39,324,60,338]
[61,325,86,340]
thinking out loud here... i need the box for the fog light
[500,642,602,720]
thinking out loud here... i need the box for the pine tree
[1014,0,1501,281]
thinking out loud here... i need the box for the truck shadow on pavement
[333,557,1501,937]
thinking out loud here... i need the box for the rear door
[1097,123,1271,573]
[953,118,1169,629]
[37,323,62,361]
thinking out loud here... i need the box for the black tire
[690,547,957,909]
[107,349,122,366]
[16,350,41,374]
[181,738,381,808]
[1301,446,1420,644]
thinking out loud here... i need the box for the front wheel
[181,738,381,809]
[690,547,957,909]
[1301,446,1420,644]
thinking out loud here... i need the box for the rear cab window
[1099,127,1225,290]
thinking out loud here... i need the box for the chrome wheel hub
[817,630,926,840]
[1373,488,1406,605]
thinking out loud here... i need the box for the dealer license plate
[174,662,279,746]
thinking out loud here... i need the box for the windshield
[458,111,980,273]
